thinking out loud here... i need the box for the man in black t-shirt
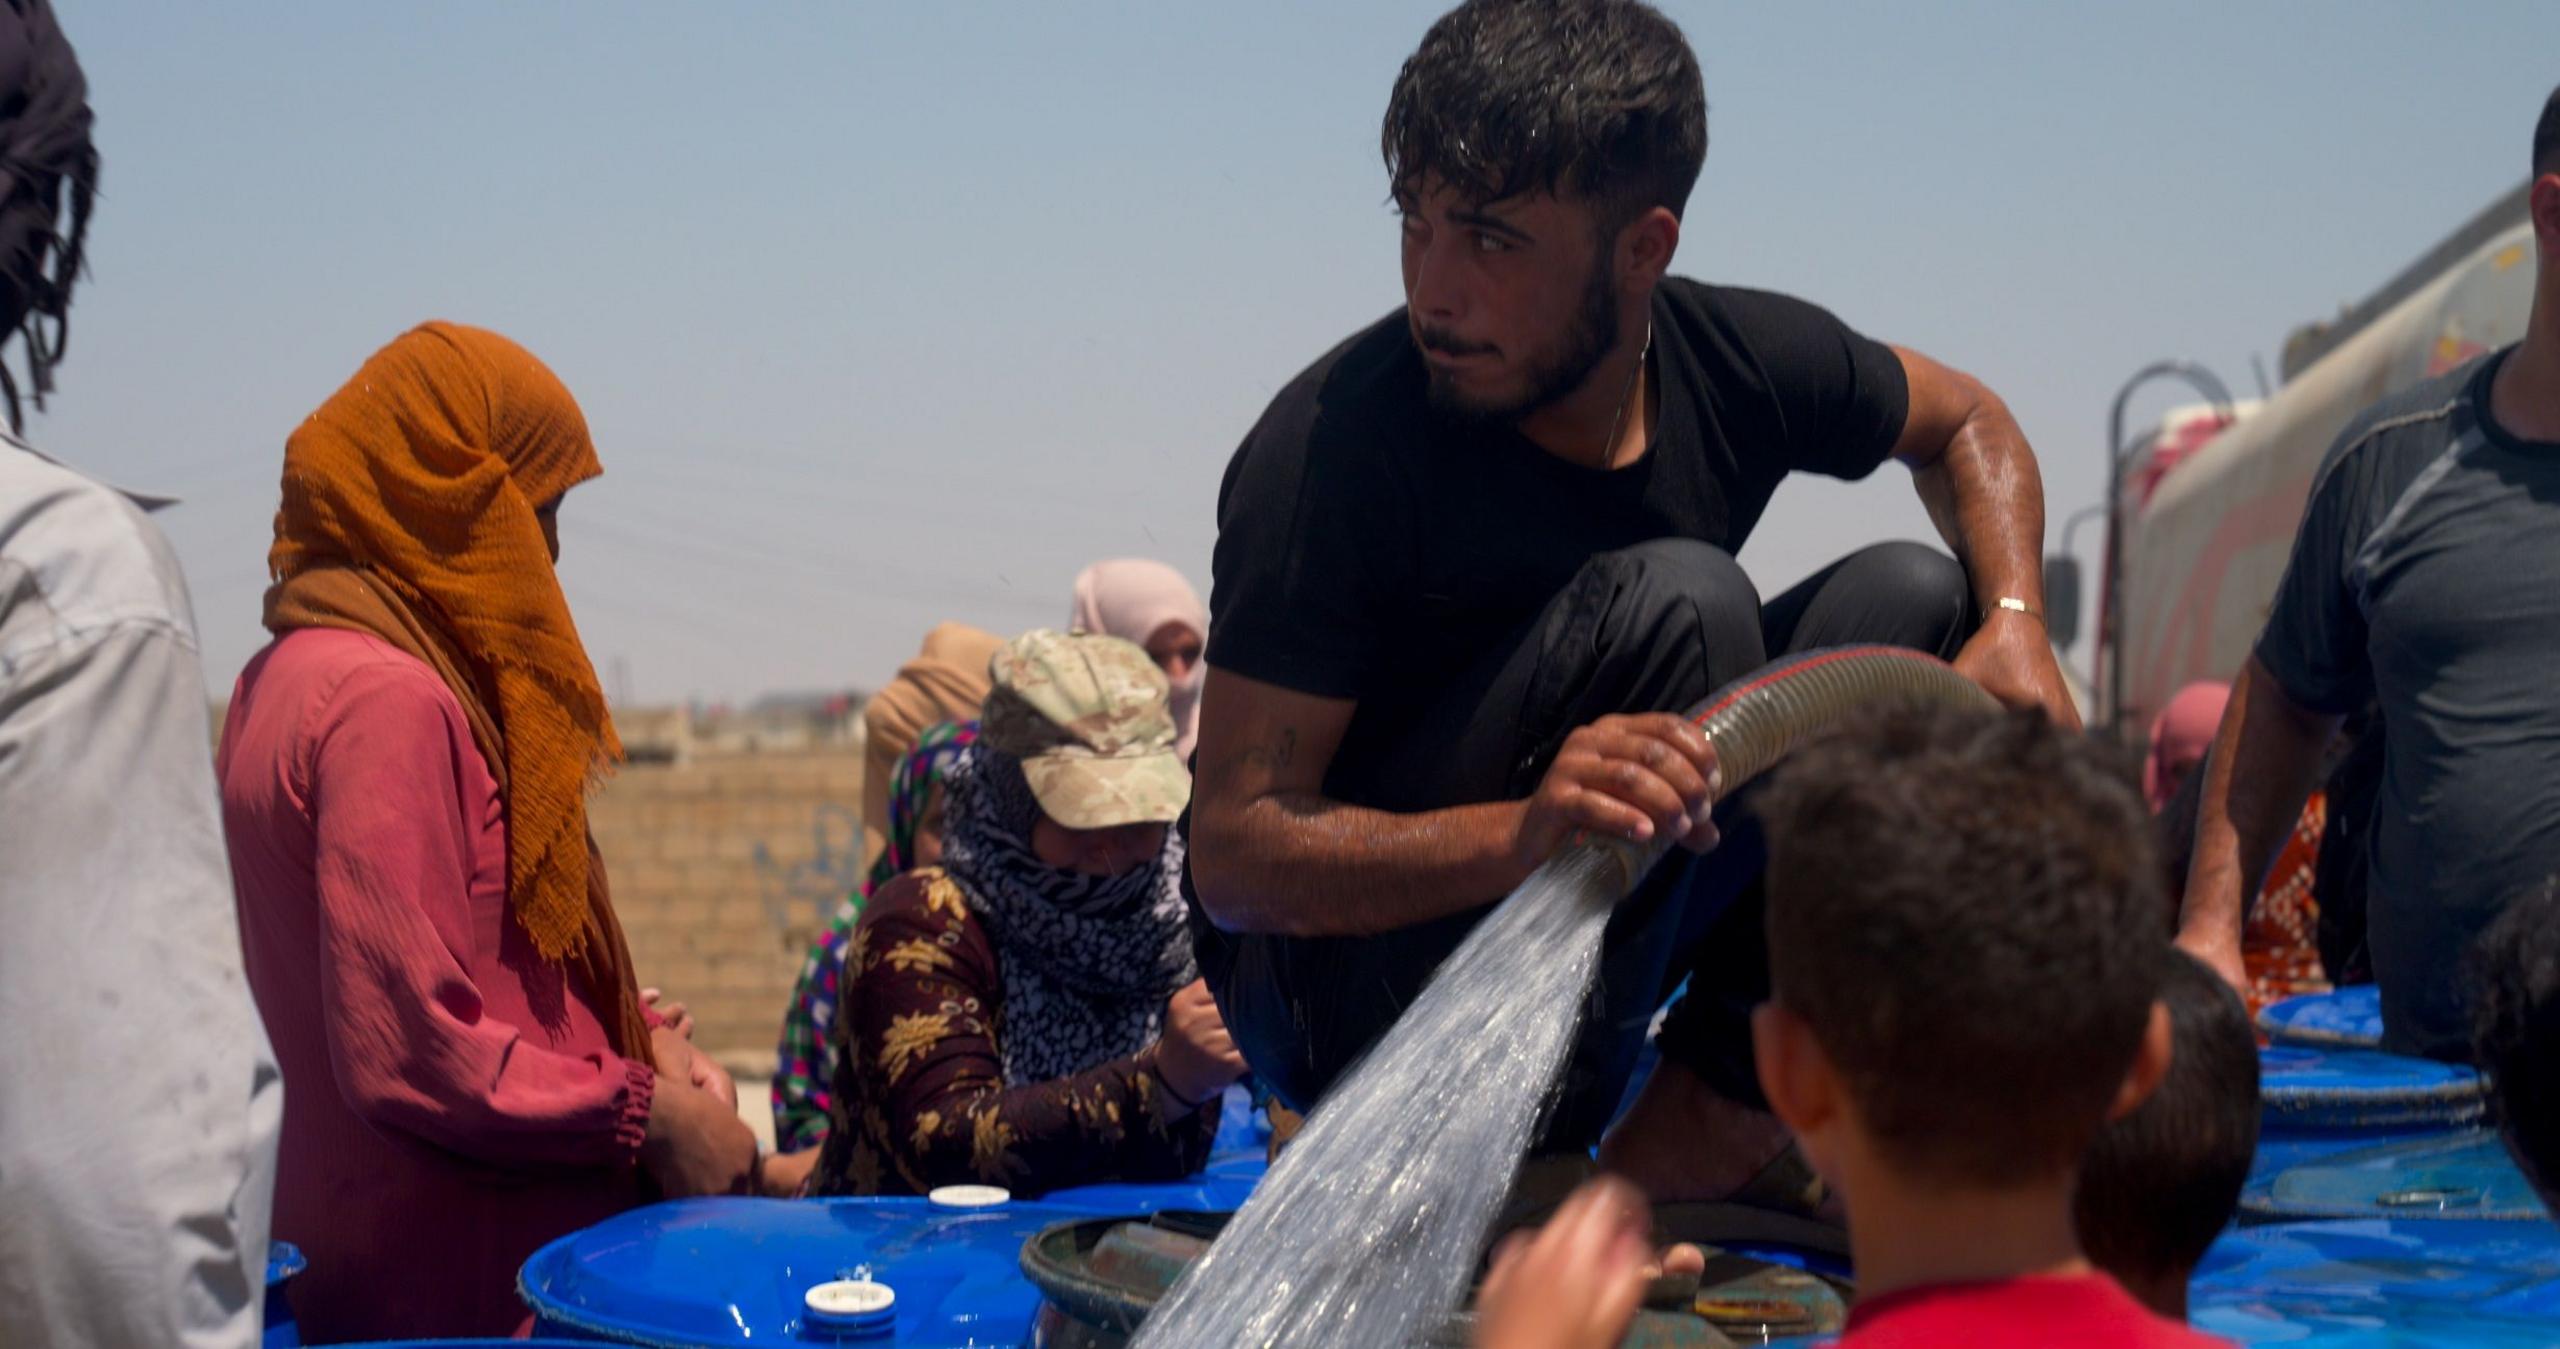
[1186,0,2076,1207]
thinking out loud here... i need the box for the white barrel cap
[805,1277,895,1330]
[927,1183,1011,1208]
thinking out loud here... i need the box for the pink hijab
[1070,558,1208,759]
[2145,681,2232,812]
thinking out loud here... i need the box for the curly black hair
[1382,0,1705,230]
[0,0,97,426]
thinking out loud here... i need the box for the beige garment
[863,622,1003,868]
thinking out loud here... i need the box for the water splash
[1136,649,1992,1347]
[1134,845,1630,1347]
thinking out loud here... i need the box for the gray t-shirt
[2258,346,2560,1058]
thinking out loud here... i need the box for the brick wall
[590,747,868,1075]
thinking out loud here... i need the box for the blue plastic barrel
[1208,1082,1272,1154]
[2246,1044,2486,1192]
[2191,1218,2560,1344]
[263,1242,306,1349]
[2248,1123,2447,1190]
[2256,984,2384,1050]
[2241,1129,2548,1223]
[1036,1085,1271,1215]
[1042,1147,1268,1216]
[2258,1046,2485,1131]
[518,1196,1080,1346]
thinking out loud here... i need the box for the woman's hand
[651,1024,740,1111]
[759,1146,822,1198]
[642,1075,758,1197]
[642,987,695,1039]
[1153,979,1248,1111]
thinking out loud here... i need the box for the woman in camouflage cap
[808,630,1246,1197]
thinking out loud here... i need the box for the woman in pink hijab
[2145,681,2231,812]
[1071,559,1208,759]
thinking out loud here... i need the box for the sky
[37,2,2560,706]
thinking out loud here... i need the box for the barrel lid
[2241,1130,2550,1223]
[2192,1217,2560,1338]
[517,1196,1080,1346]
[804,1277,896,1333]
[264,1241,306,1288]
[2249,1123,2448,1191]
[2258,984,2386,1049]
[2258,1046,2487,1130]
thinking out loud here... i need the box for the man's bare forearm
[2177,657,2339,955]
[1912,391,2045,612]
[1193,788,1531,938]
[1190,671,1541,938]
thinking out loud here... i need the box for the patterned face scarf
[934,744,1197,1087]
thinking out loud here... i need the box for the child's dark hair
[1758,700,2166,1186]
[2076,951,2260,1283]
[2469,878,2560,1208]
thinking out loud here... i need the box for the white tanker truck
[2056,182,2537,734]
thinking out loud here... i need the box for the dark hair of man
[2469,878,2560,1209]
[0,0,97,426]
[1381,0,1707,235]
[1758,700,2168,1187]
[2075,950,2260,1283]
[2535,85,2560,179]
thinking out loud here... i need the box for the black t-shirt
[1207,278,1910,787]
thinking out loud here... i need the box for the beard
[1421,247,1621,425]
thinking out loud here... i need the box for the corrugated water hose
[1581,644,2000,892]
[1125,645,2000,1349]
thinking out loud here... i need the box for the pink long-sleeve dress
[217,627,654,1341]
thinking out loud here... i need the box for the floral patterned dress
[772,722,977,1153]
[810,866,1218,1197]
[2243,791,2330,1017]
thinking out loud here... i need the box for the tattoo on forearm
[1239,727,1298,775]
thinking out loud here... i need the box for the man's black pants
[1191,538,1977,1151]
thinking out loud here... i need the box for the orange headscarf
[262,321,648,1061]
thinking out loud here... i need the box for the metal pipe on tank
[2103,361,2233,734]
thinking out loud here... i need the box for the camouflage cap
[982,629,1192,830]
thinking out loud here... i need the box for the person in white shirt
[0,4,284,1344]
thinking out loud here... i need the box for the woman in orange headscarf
[216,323,755,1341]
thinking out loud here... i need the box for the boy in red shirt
[1477,703,2228,1348]
[1745,702,2223,1346]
